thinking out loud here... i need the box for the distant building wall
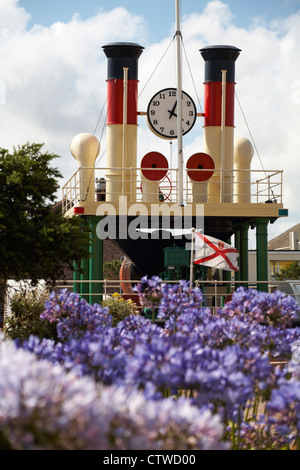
[249,250,300,281]
[103,239,126,263]
[268,224,300,251]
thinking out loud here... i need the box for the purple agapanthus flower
[0,335,227,450]
[8,280,300,450]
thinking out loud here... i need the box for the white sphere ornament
[234,137,254,166]
[70,133,100,167]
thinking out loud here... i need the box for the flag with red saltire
[193,232,239,271]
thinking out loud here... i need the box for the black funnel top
[102,42,144,80]
[200,45,241,82]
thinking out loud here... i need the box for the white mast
[221,69,227,202]
[122,67,129,200]
[175,0,184,206]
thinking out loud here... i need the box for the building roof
[268,223,300,250]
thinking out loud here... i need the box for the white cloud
[0,0,30,33]
[0,0,299,241]
[0,2,146,179]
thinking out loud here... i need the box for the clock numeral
[148,88,196,139]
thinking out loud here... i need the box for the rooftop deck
[62,166,286,220]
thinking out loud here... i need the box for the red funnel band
[107,79,139,125]
[203,82,235,127]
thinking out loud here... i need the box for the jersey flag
[193,233,239,271]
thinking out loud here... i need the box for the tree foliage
[0,143,90,285]
[275,261,300,280]
[4,287,57,342]
[103,260,122,280]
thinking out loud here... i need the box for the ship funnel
[102,42,144,202]
[200,45,241,203]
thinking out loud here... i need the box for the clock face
[147,88,197,139]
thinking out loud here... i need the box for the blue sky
[19,0,300,42]
[1,0,300,243]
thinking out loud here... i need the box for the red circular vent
[187,153,214,182]
[141,152,168,181]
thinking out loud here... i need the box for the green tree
[4,287,57,342]
[103,260,122,280]
[275,261,300,280]
[0,143,90,290]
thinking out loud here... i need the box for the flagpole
[175,0,184,207]
[190,228,195,286]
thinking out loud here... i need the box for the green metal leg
[235,230,241,288]
[224,270,232,294]
[240,225,249,290]
[88,216,103,305]
[256,218,269,292]
[80,257,90,301]
[73,218,90,298]
[224,238,232,294]
[73,261,81,293]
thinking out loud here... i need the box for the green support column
[235,230,241,288]
[80,257,90,301]
[224,238,232,294]
[73,261,81,293]
[240,224,249,290]
[88,216,103,304]
[73,218,90,298]
[223,270,232,294]
[256,218,269,292]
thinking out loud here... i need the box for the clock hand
[168,101,177,119]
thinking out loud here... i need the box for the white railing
[62,167,283,214]
[2,279,299,330]
[53,279,300,312]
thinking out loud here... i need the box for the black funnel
[200,45,241,82]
